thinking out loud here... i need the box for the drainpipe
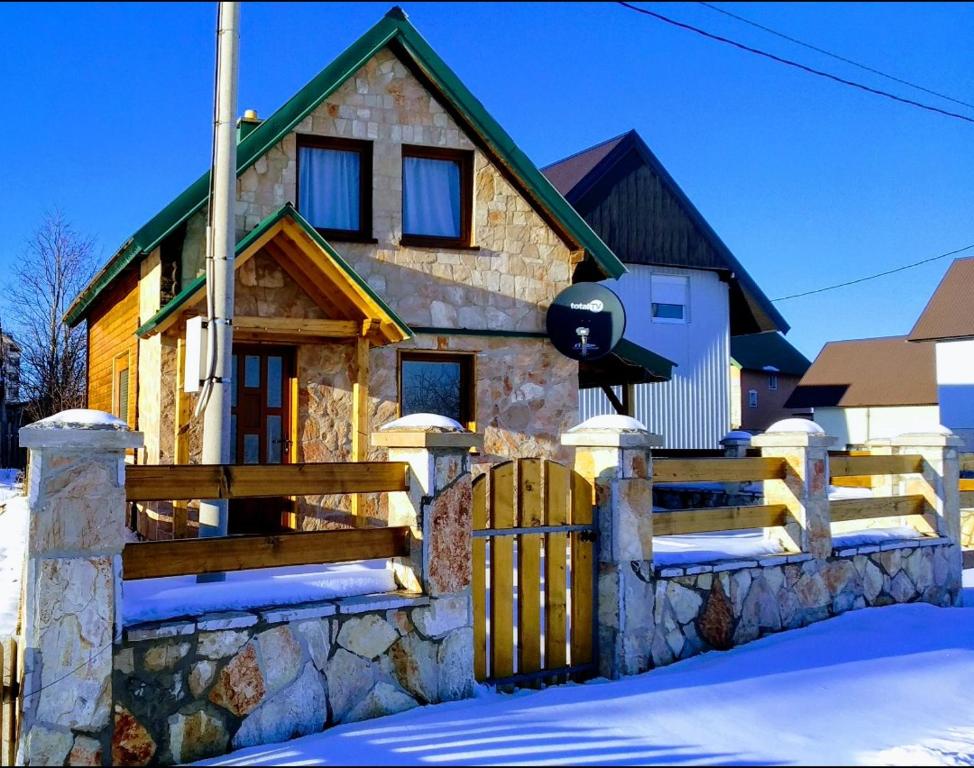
[199,1,239,550]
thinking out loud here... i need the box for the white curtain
[403,156,461,238]
[299,147,360,231]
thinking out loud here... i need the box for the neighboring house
[730,331,811,433]
[0,332,20,404]
[785,336,939,448]
[542,130,788,448]
[0,331,24,469]
[908,256,974,451]
[64,9,673,533]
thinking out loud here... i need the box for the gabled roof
[908,256,974,342]
[542,129,789,335]
[785,335,936,409]
[66,7,624,328]
[731,331,810,376]
[136,204,412,345]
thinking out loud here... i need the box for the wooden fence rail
[829,494,928,524]
[1,636,18,767]
[654,504,791,536]
[653,457,786,484]
[829,454,924,478]
[122,526,410,580]
[125,461,409,501]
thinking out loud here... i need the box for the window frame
[650,273,690,324]
[112,351,131,425]
[295,134,374,242]
[397,350,476,431]
[400,145,474,249]
[768,373,778,391]
[747,389,758,409]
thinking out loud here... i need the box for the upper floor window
[296,136,373,240]
[399,351,475,429]
[768,373,778,391]
[401,146,473,248]
[651,274,688,323]
[748,389,758,408]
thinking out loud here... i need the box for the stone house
[64,8,649,534]
[542,129,790,448]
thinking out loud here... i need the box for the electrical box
[184,316,208,393]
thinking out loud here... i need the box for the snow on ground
[123,561,396,625]
[200,598,974,767]
[832,526,926,549]
[0,483,28,636]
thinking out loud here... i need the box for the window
[399,352,474,428]
[401,146,473,248]
[651,274,688,323]
[296,136,372,240]
[113,353,130,423]
[768,374,778,391]
[748,389,758,409]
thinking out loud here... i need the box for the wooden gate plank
[490,462,516,680]
[517,459,543,676]
[544,461,569,672]
[472,474,488,682]
[570,470,594,668]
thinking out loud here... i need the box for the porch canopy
[136,203,411,346]
[578,338,675,389]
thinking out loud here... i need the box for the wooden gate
[472,458,597,686]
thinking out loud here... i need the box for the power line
[772,243,974,302]
[616,2,974,125]
[697,1,974,112]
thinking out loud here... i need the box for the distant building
[786,335,938,448]
[1,332,20,404]
[730,331,811,433]
[908,256,974,451]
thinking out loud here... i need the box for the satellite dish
[546,283,626,362]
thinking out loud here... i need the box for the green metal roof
[579,337,676,388]
[66,6,624,328]
[135,203,412,339]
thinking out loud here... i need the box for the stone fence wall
[11,411,967,765]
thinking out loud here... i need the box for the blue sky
[0,2,971,360]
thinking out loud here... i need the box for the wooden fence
[1,636,17,767]
[123,461,411,581]
[829,453,931,528]
[652,457,792,535]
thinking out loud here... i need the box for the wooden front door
[230,345,295,534]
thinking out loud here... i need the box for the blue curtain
[299,147,360,231]
[403,156,461,238]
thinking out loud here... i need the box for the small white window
[748,389,758,408]
[651,274,688,323]
[768,374,778,391]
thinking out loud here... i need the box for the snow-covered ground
[0,472,27,636]
[200,593,974,767]
[654,530,783,566]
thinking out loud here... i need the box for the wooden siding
[87,268,139,426]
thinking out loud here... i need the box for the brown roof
[785,335,937,409]
[908,256,974,342]
[541,133,627,196]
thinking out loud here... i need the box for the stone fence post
[752,419,834,559]
[17,410,142,767]
[891,430,963,545]
[562,415,662,679]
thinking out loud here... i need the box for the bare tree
[9,211,95,422]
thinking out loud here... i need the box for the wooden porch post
[351,326,371,522]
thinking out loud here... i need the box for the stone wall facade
[111,592,472,766]
[648,539,958,668]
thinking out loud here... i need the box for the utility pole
[199,1,239,545]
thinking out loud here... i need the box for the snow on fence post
[562,415,662,679]
[752,419,835,560]
[17,409,142,766]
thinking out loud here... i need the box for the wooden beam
[126,461,409,501]
[960,479,974,492]
[960,454,974,473]
[351,335,370,522]
[234,316,360,338]
[599,384,626,416]
[961,490,974,509]
[654,504,791,536]
[261,240,348,319]
[653,457,786,483]
[829,494,927,523]
[122,526,411,580]
[172,337,191,538]
[830,454,924,477]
